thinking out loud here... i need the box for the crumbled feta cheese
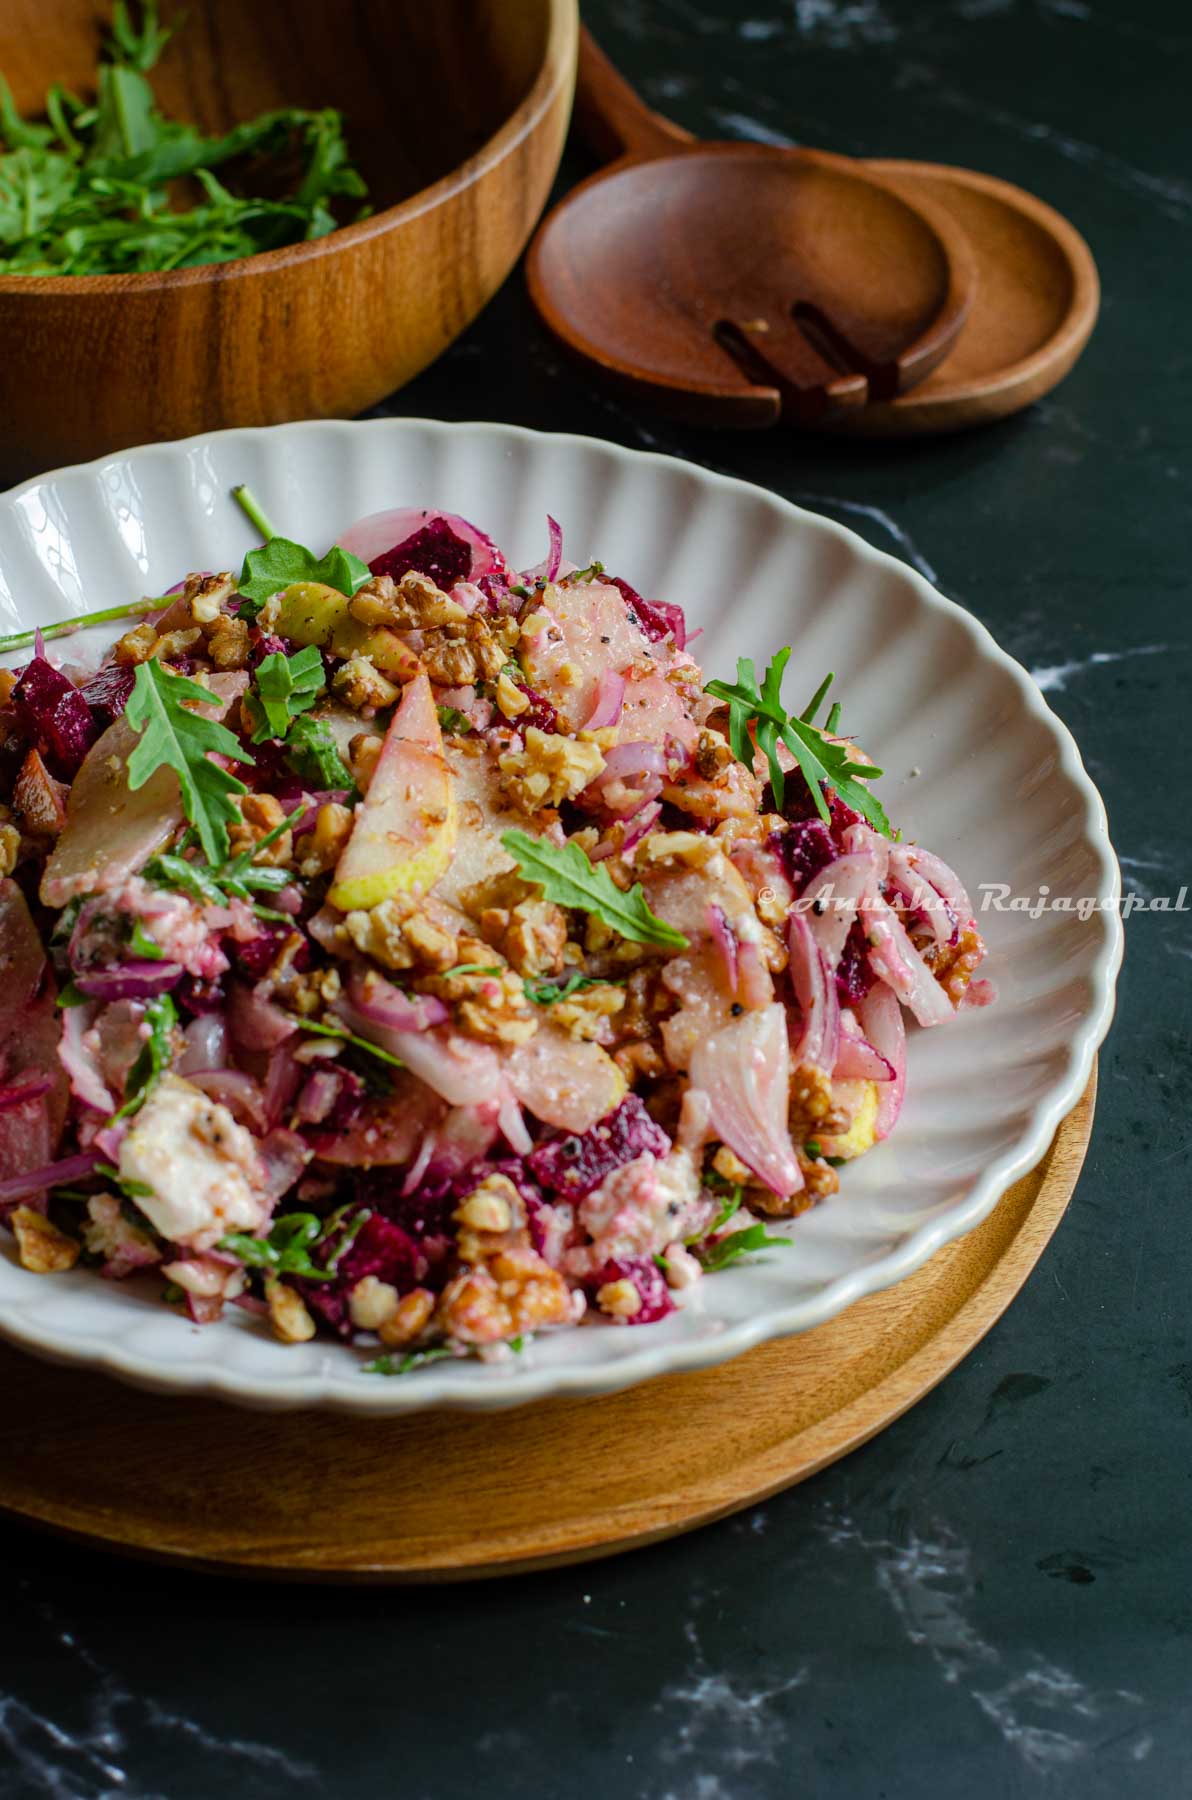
[119,1074,268,1251]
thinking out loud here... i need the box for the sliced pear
[328,668,456,911]
[273,583,420,681]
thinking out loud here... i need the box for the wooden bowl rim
[0,0,578,298]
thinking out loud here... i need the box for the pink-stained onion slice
[58,1004,115,1114]
[263,1040,302,1130]
[498,1092,533,1156]
[787,912,840,1072]
[348,969,449,1035]
[887,846,956,947]
[522,514,563,584]
[178,1012,228,1075]
[74,960,183,1002]
[859,983,906,1140]
[256,1129,312,1203]
[335,991,502,1109]
[0,1151,98,1208]
[582,670,627,730]
[187,1069,268,1135]
[707,903,739,999]
[228,980,297,1053]
[335,508,505,582]
[689,1003,802,1198]
[906,845,975,924]
[863,895,955,1027]
[833,1013,895,1082]
[798,851,879,969]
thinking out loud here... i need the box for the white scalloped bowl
[0,419,1121,1413]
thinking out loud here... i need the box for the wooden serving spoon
[526,30,978,428]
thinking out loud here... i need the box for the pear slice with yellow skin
[328,668,456,912]
[272,583,420,681]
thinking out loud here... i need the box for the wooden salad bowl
[0,0,578,484]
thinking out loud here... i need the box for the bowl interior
[0,0,550,210]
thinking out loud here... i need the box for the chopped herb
[652,1252,669,1271]
[111,992,177,1122]
[440,963,503,979]
[95,1160,153,1200]
[689,1188,742,1244]
[564,561,606,584]
[218,1211,343,1281]
[804,1138,823,1160]
[291,1015,405,1069]
[501,830,688,951]
[508,583,531,600]
[128,920,163,961]
[436,706,473,735]
[365,1344,457,1377]
[522,971,616,1006]
[162,1281,187,1306]
[705,651,890,836]
[244,643,325,743]
[125,658,253,864]
[697,1221,791,1272]
[55,978,88,1009]
[508,1334,527,1353]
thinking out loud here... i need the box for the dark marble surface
[3,2,1189,1795]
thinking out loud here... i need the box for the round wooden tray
[0,1068,1094,1582]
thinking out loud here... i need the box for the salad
[0,493,993,1374]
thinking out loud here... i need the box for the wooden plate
[819,161,1100,436]
[0,1068,1094,1582]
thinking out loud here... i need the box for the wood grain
[0,1069,1095,1583]
[820,161,1101,435]
[526,29,977,428]
[0,0,578,483]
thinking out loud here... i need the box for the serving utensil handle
[574,25,695,162]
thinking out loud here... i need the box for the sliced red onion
[736,941,772,1011]
[887,848,956,948]
[862,895,955,1027]
[707,903,739,998]
[228,979,297,1052]
[348,969,449,1034]
[859,984,906,1139]
[788,912,841,1073]
[337,1008,501,1109]
[498,1091,533,1155]
[256,1128,312,1203]
[833,1014,895,1082]
[0,1074,53,1112]
[187,1069,268,1135]
[907,846,975,925]
[57,1005,116,1114]
[522,514,564,584]
[0,1151,97,1206]
[798,851,880,969]
[601,740,669,780]
[619,800,663,856]
[294,1068,343,1126]
[583,669,627,730]
[263,1040,303,1129]
[91,1122,127,1162]
[74,960,183,1002]
[179,1013,229,1076]
[688,1004,802,1198]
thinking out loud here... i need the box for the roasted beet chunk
[79,662,135,727]
[300,1211,424,1337]
[528,1095,671,1199]
[836,919,877,1006]
[370,519,473,590]
[518,684,558,734]
[12,655,96,777]
[770,819,835,895]
[587,1256,675,1325]
[610,575,688,650]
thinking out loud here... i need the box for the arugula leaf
[218,1211,355,1282]
[0,75,54,150]
[245,644,325,743]
[501,830,688,951]
[125,659,253,864]
[103,0,177,72]
[705,651,891,837]
[563,561,606,585]
[689,1188,742,1244]
[697,1221,791,1272]
[522,971,616,1006]
[292,1016,405,1069]
[94,1160,153,1201]
[111,992,177,1122]
[88,63,158,163]
[236,536,371,611]
[284,714,354,790]
[436,706,472,736]
[55,979,88,1010]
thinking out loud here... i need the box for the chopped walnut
[10,1206,79,1273]
[344,894,459,973]
[332,653,400,714]
[377,1286,436,1349]
[0,669,15,705]
[349,571,467,631]
[151,627,202,664]
[435,1246,572,1345]
[0,822,18,877]
[296,801,353,879]
[186,570,236,625]
[613,1039,668,1082]
[695,727,734,780]
[449,965,537,1046]
[928,921,986,1004]
[227,792,292,867]
[348,731,383,792]
[275,961,342,1018]
[348,1275,401,1332]
[495,668,530,719]
[788,1063,851,1141]
[113,620,159,665]
[452,1172,532,1266]
[498,727,605,812]
[635,829,720,870]
[469,873,569,978]
[266,1276,316,1343]
[596,1277,642,1320]
[548,982,625,1043]
[662,759,762,824]
[417,615,507,689]
[207,614,251,671]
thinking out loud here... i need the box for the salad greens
[111,992,177,1122]
[125,659,252,865]
[244,644,325,744]
[501,830,689,952]
[0,2,369,276]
